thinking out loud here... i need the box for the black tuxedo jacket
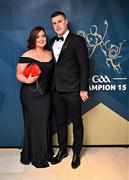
[51,32,90,92]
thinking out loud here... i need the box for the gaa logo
[92,75,111,83]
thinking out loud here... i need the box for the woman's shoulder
[18,50,33,63]
[21,50,32,57]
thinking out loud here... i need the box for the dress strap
[18,57,32,63]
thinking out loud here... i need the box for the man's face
[51,15,68,36]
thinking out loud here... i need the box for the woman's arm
[16,63,38,84]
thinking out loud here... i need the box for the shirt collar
[57,30,69,41]
[62,30,69,41]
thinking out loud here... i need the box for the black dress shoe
[71,154,80,169]
[51,150,68,164]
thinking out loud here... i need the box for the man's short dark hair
[51,11,67,19]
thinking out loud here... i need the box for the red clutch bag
[23,63,41,78]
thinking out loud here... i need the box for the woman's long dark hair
[27,26,47,49]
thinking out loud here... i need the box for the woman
[16,26,53,168]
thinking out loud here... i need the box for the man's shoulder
[69,32,85,42]
[69,32,85,41]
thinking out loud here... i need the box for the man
[50,11,90,169]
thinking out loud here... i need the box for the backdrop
[0,0,128,146]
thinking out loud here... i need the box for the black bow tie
[56,36,64,41]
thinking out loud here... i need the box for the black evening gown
[18,57,53,168]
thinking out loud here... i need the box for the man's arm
[75,35,90,92]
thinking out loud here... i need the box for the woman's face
[35,30,47,48]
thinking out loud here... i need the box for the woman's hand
[26,74,39,84]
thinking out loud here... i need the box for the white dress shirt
[52,30,69,62]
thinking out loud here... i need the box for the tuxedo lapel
[57,33,73,62]
[51,33,73,63]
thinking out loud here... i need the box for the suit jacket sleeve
[75,36,90,91]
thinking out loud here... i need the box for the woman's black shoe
[32,161,49,168]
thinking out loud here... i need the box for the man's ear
[66,19,68,26]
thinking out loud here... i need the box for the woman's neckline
[21,56,52,63]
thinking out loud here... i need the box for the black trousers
[53,91,83,154]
